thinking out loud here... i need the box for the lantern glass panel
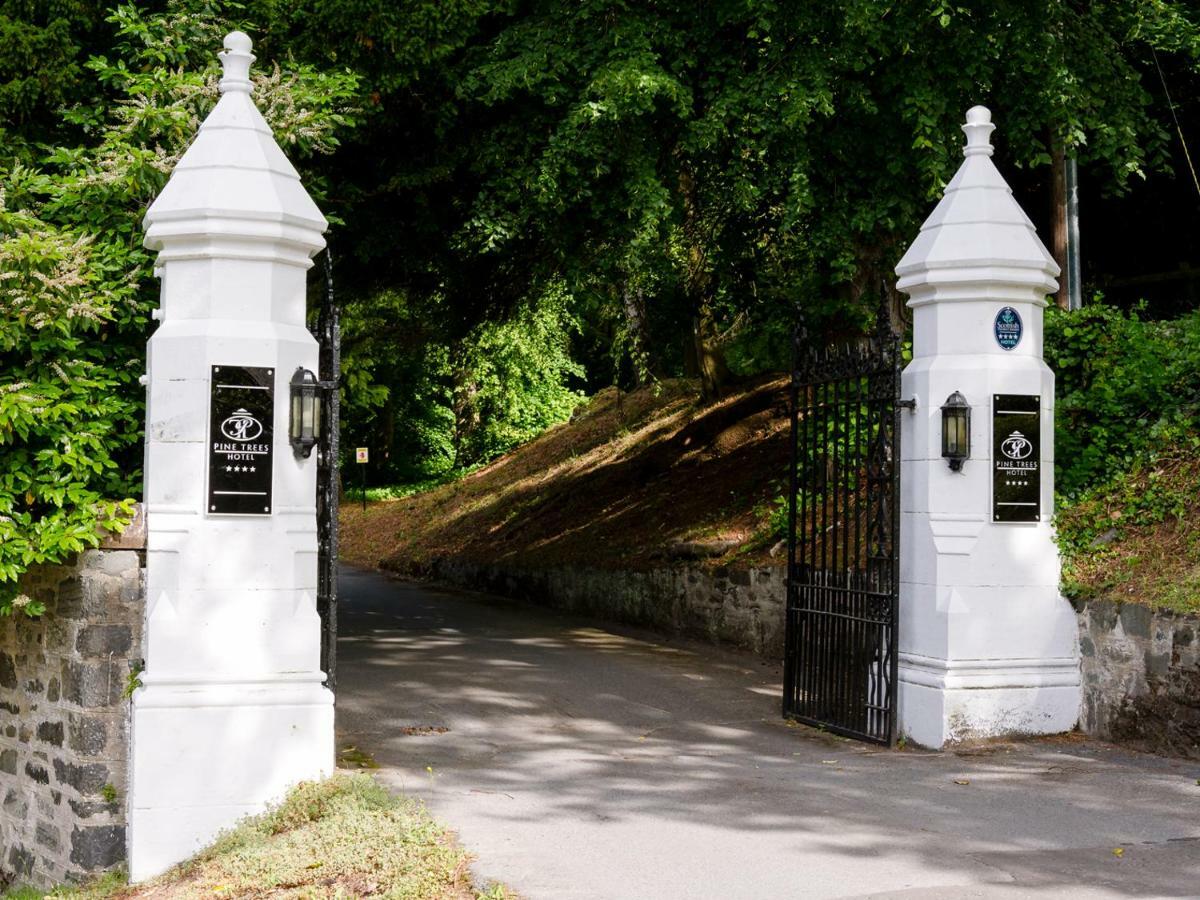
[291,391,303,442]
[303,389,316,441]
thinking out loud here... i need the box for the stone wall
[1,517,145,889]
[1074,598,1200,759]
[407,558,787,657]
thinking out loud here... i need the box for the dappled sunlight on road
[336,566,1200,900]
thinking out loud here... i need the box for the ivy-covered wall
[0,511,145,889]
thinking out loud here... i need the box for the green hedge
[1045,302,1200,501]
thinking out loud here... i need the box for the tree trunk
[679,164,730,402]
[692,308,732,402]
[1051,140,1069,310]
[621,284,654,384]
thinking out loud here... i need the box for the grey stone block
[1090,599,1118,631]
[52,759,109,795]
[80,574,122,617]
[68,798,119,819]
[36,820,60,851]
[3,787,28,818]
[68,715,108,756]
[7,844,34,877]
[61,659,121,709]
[70,825,125,870]
[1145,649,1171,678]
[0,650,15,689]
[83,550,139,578]
[75,625,133,658]
[36,720,64,747]
[1120,603,1152,639]
[24,761,49,784]
[56,580,84,617]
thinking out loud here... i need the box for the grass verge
[2,775,510,899]
[1057,437,1200,614]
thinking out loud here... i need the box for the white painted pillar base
[898,655,1080,749]
[130,681,332,880]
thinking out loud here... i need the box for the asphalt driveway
[335,565,1200,899]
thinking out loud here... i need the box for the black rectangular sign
[993,394,1040,523]
[208,365,274,516]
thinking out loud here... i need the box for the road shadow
[335,566,1200,899]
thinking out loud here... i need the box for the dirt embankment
[339,376,791,575]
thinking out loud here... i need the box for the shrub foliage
[0,2,357,614]
[1045,302,1200,499]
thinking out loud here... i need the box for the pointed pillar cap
[143,32,327,268]
[894,106,1058,307]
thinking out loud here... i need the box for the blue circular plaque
[994,306,1023,350]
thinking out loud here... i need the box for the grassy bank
[2,775,508,899]
[339,308,1200,617]
[340,375,791,575]
[1057,439,1200,614]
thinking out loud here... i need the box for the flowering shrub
[0,2,357,615]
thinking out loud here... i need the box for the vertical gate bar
[821,376,832,722]
[828,372,839,725]
[315,243,340,694]
[840,374,849,729]
[804,376,814,720]
[838,374,849,726]
[856,371,867,734]
[784,315,801,717]
[809,376,820,720]
[802,382,813,713]
[854,374,864,734]
[888,314,902,745]
[801,386,811,720]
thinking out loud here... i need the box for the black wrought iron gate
[314,245,340,692]
[783,309,902,745]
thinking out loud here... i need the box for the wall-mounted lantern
[940,391,970,471]
[289,367,321,458]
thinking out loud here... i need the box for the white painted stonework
[894,107,1081,748]
[130,32,333,880]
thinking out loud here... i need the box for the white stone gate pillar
[894,107,1081,748]
[130,32,333,879]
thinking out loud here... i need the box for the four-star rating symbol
[223,465,257,473]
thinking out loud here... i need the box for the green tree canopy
[280,1,1200,406]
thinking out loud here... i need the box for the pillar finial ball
[961,104,995,158]
[218,30,256,94]
[224,30,253,54]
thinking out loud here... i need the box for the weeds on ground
[3,775,511,899]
